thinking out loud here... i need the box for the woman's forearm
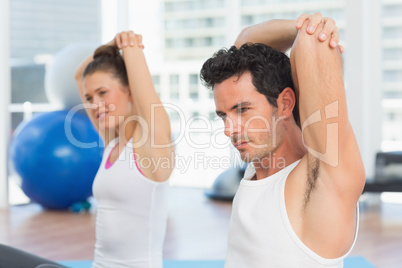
[74,54,93,87]
[235,19,297,52]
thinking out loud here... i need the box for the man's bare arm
[235,20,297,52]
[290,21,365,205]
[235,14,342,53]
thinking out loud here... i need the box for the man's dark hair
[200,43,300,128]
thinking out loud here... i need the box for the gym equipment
[9,110,103,210]
[45,42,98,109]
[59,256,376,268]
[205,163,247,200]
[364,151,402,192]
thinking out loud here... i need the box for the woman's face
[83,71,133,131]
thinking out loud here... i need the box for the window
[212,36,225,46]
[191,111,199,118]
[208,90,214,99]
[383,27,402,40]
[383,5,402,18]
[242,15,253,26]
[184,38,194,47]
[170,74,180,99]
[205,18,213,27]
[384,48,402,61]
[152,75,161,96]
[382,2,402,151]
[209,111,217,120]
[189,74,199,100]
[383,70,402,82]
[165,39,172,48]
[8,0,102,205]
[204,37,212,46]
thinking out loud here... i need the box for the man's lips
[233,141,248,149]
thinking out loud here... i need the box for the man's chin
[239,151,272,164]
[239,151,255,163]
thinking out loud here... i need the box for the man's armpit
[304,154,320,209]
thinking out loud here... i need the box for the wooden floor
[0,187,401,268]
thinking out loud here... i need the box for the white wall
[0,0,10,209]
[345,0,382,179]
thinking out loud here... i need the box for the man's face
[214,72,285,163]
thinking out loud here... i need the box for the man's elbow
[234,27,250,48]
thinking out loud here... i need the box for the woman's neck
[116,118,137,144]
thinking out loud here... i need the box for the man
[200,13,364,267]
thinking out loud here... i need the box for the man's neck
[253,124,305,180]
[253,153,298,180]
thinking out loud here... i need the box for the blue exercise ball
[9,110,103,210]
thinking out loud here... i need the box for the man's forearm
[234,19,297,52]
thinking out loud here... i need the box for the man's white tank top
[92,138,169,268]
[225,160,359,268]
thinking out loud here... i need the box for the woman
[74,31,175,267]
[0,31,174,268]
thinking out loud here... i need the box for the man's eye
[238,108,249,113]
[86,97,93,102]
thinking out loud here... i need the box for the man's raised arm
[290,19,365,205]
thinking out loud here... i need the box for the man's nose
[224,116,242,137]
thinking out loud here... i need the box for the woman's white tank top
[92,138,169,268]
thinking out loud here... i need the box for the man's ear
[277,87,296,119]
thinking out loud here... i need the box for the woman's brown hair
[83,45,128,86]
